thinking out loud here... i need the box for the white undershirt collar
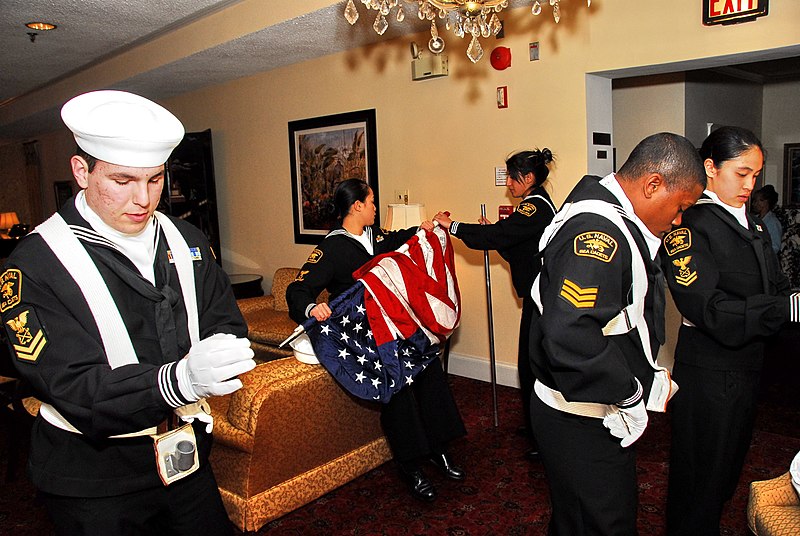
[704,190,749,229]
[600,174,662,260]
[74,190,158,284]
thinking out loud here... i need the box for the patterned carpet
[1,365,798,535]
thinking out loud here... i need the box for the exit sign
[703,0,768,25]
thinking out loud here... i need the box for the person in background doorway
[433,148,557,460]
[663,126,800,535]
[751,184,783,254]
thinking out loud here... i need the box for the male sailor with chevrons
[528,133,705,535]
[0,90,254,536]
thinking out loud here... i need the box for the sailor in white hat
[0,90,253,535]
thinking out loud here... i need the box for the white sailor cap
[61,90,185,168]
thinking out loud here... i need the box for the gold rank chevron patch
[559,278,598,309]
[672,256,698,287]
[5,308,48,363]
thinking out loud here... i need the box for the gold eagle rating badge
[672,256,698,287]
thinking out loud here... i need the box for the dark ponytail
[333,178,370,221]
[506,148,554,186]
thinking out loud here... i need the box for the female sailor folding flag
[298,225,460,402]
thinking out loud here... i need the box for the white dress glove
[603,399,648,448]
[176,333,256,401]
[174,399,214,434]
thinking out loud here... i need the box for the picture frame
[783,143,800,207]
[53,180,74,210]
[288,109,378,244]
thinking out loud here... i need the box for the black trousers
[380,356,466,463]
[41,463,232,536]
[519,296,536,438]
[666,362,760,536]
[530,393,638,536]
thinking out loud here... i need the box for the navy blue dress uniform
[662,194,794,536]
[286,225,466,464]
[448,185,556,436]
[0,89,255,536]
[0,200,245,533]
[529,175,665,535]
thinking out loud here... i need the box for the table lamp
[0,212,20,239]
[385,203,425,231]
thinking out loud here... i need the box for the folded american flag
[306,226,460,402]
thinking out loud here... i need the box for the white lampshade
[385,203,425,231]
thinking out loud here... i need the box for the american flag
[306,226,460,402]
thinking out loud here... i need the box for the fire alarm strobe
[490,46,511,70]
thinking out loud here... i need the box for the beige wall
[763,79,800,198]
[20,0,800,376]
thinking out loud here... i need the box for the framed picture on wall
[288,109,378,244]
[53,180,74,210]
[784,143,800,207]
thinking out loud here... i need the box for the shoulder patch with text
[559,278,598,309]
[306,248,323,264]
[574,232,617,263]
[664,228,691,257]
[672,255,698,287]
[1,269,22,313]
[4,308,48,363]
[516,202,537,217]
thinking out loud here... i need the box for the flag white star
[366,330,373,339]
[371,377,382,389]
[320,325,331,335]
[390,379,396,388]
[340,332,350,343]
[353,322,363,333]
[355,371,366,383]
[404,360,414,369]
[357,355,367,365]
[356,304,366,315]
[338,348,349,359]
[340,315,351,326]
[354,340,362,349]
[367,346,375,354]
[405,375,414,385]
[402,348,411,357]
[373,360,382,371]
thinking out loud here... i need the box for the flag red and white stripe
[354,226,460,347]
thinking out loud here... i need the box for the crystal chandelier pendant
[344,0,360,25]
[373,12,389,35]
[553,2,560,23]
[396,4,405,22]
[532,0,542,16]
[467,35,484,63]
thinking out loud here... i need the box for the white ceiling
[0,0,445,141]
[2,1,799,143]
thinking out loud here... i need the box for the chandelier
[344,0,589,63]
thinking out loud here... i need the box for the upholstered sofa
[747,471,800,535]
[237,267,328,362]
[208,356,392,532]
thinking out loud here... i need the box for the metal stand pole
[481,204,500,427]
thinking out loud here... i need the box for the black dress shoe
[429,453,466,481]
[400,467,437,502]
